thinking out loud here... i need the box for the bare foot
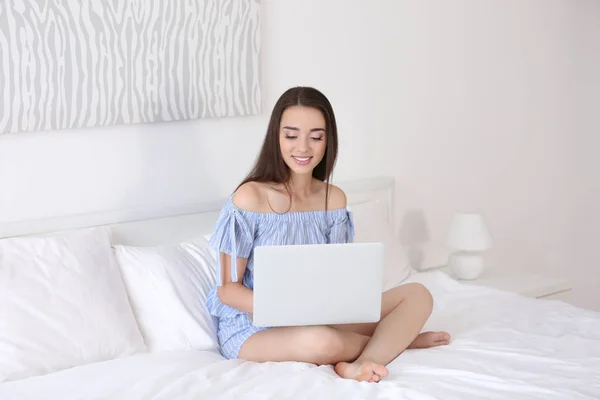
[408,331,451,349]
[334,360,389,383]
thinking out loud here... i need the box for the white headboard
[0,176,394,246]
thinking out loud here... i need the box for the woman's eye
[311,137,323,141]
[284,135,297,139]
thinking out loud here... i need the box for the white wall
[1,1,598,309]
[570,1,600,310]
[377,0,599,310]
[0,0,386,223]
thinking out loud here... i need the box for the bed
[1,177,599,400]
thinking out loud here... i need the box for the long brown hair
[236,86,339,212]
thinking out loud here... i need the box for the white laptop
[252,242,384,327]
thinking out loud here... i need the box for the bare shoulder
[232,181,267,212]
[326,183,348,210]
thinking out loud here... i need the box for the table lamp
[447,212,492,280]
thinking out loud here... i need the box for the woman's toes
[436,332,451,344]
[410,331,452,349]
[373,363,389,377]
[335,361,388,383]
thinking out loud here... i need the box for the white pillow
[350,201,415,290]
[112,237,219,353]
[0,227,147,382]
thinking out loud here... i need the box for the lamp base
[449,251,485,280]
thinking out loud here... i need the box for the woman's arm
[216,249,254,314]
[216,181,264,313]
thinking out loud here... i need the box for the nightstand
[440,267,573,302]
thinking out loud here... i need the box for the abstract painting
[0,0,261,135]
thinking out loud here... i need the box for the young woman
[205,86,451,383]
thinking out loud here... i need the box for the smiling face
[279,105,328,177]
[236,87,339,191]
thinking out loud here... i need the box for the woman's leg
[332,283,450,381]
[239,283,449,383]
[331,283,450,348]
[238,325,372,366]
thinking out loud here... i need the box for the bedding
[1,271,598,400]
[0,227,146,382]
[113,237,219,352]
[350,200,416,290]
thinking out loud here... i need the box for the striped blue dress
[205,196,355,360]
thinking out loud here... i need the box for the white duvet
[1,272,599,400]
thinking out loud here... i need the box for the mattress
[1,272,599,400]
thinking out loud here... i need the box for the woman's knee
[299,326,345,365]
[405,282,434,316]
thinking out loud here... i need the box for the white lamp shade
[447,213,492,251]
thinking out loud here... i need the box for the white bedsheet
[1,272,599,400]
